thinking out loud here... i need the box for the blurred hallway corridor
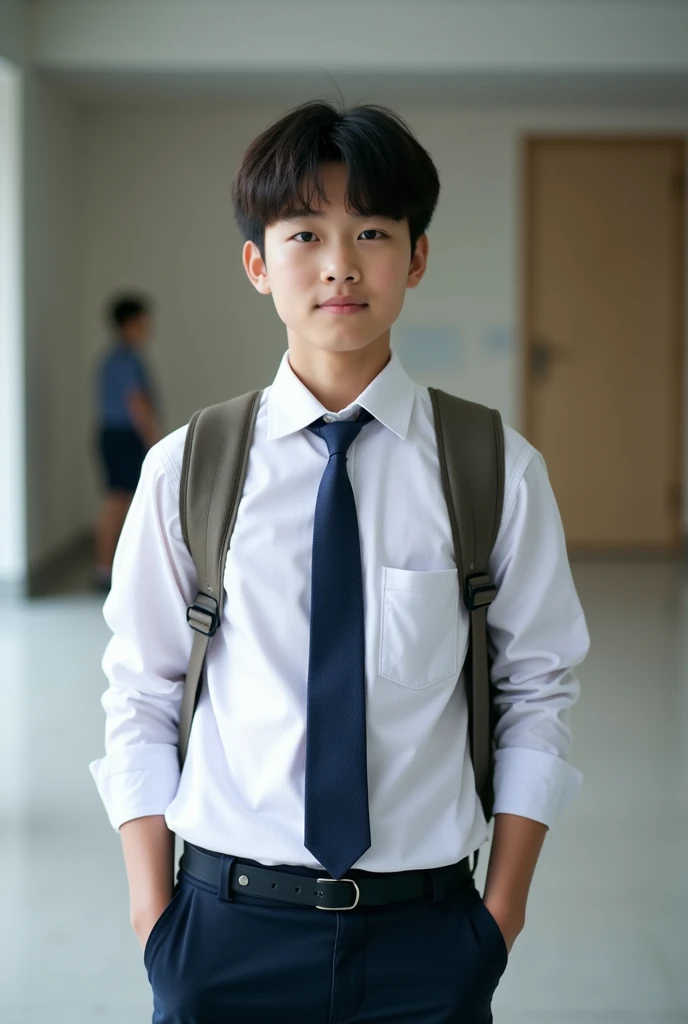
[0,559,687,1023]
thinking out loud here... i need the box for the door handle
[530,338,570,381]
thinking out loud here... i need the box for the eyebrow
[280,206,372,221]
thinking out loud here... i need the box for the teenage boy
[90,102,590,1024]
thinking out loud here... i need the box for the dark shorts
[99,428,146,493]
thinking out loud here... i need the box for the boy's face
[122,313,152,346]
[242,162,429,358]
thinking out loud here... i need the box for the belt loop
[219,855,237,903]
[430,867,447,904]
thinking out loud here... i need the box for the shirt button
[323,414,336,423]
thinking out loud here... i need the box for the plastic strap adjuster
[186,594,220,637]
[464,571,497,612]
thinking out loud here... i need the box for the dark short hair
[107,294,151,330]
[231,101,440,260]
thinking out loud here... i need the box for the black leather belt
[180,842,473,911]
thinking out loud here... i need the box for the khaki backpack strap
[428,387,505,820]
[177,389,262,768]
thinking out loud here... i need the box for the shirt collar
[266,348,416,442]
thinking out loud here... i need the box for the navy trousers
[144,852,509,1024]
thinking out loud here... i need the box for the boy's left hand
[483,813,548,955]
[483,897,525,954]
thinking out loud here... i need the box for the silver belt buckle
[316,877,360,911]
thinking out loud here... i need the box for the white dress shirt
[90,348,590,872]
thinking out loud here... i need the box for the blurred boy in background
[94,294,162,591]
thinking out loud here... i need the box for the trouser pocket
[143,884,186,976]
[467,887,509,980]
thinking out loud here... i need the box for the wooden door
[523,138,685,551]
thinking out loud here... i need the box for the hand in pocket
[133,894,175,952]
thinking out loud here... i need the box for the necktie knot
[308,409,374,458]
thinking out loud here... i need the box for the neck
[287,330,391,412]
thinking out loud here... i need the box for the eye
[291,229,387,243]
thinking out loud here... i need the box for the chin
[318,336,379,354]
[288,319,390,355]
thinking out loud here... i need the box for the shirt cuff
[89,743,181,832]
[492,746,583,827]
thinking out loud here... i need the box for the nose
[320,243,361,285]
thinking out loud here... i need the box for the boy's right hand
[120,815,176,952]
[131,896,174,952]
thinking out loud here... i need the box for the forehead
[281,164,353,220]
[267,161,406,231]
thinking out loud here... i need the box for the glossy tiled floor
[0,559,686,1023]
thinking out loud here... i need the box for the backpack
[179,387,505,822]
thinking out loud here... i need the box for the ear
[406,233,429,290]
[242,240,271,295]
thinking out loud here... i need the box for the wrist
[130,891,172,929]
[484,887,526,918]
[483,894,526,952]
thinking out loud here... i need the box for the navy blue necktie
[304,408,374,880]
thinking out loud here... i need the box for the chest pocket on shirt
[379,567,460,689]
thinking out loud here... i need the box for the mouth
[319,305,368,316]
[317,301,369,315]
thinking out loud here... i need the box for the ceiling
[43,68,688,109]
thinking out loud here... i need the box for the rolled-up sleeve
[487,446,591,828]
[89,433,196,831]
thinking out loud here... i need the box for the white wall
[26,1,688,75]
[0,0,23,66]
[1,3,86,583]
[0,61,26,590]
[79,100,688,529]
[23,71,85,568]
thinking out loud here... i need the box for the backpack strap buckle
[464,571,497,612]
[186,594,220,637]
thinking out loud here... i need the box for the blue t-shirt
[98,344,152,430]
